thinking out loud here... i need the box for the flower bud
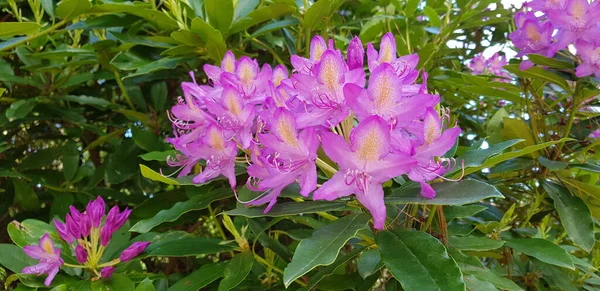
[119,242,151,262]
[53,219,74,243]
[347,37,364,70]
[75,245,87,263]
[86,196,105,228]
[100,266,115,278]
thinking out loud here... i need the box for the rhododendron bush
[1,0,600,290]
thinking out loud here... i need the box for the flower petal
[312,172,355,201]
[354,182,386,229]
[350,116,391,162]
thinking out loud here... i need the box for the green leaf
[404,0,420,15]
[58,95,111,108]
[139,150,177,161]
[91,274,134,291]
[218,252,254,291]
[61,141,79,181]
[357,249,383,279]
[41,0,56,18]
[129,187,233,233]
[205,0,234,34]
[250,19,299,38]
[0,244,38,273]
[282,213,371,287]
[423,7,441,27]
[538,156,567,171]
[505,238,575,270]
[234,0,259,21]
[140,164,194,186]
[443,205,487,221]
[110,51,152,71]
[448,236,505,251]
[528,54,574,69]
[229,3,296,34]
[13,179,41,212]
[301,246,367,290]
[505,64,570,92]
[463,269,523,291]
[8,219,56,247]
[135,278,155,291]
[55,0,92,20]
[462,86,521,103]
[459,139,524,168]
[148,238,236,257]
[190,18,227,62]
[454,138,573,178]
[502,118,536,150]
[304,0,347,32]
[18,147,62,171]
[377,228,465,291]
[223,201,353,217]
[6,99,37,122]
[105,140,141,184]
[543,181,595,252]
[0,23,42,38]
[168,263,226,291]
[387,179,504,205]
[150,81,167,112]
[132,127,164,152]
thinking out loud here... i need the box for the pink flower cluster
[467,52,511,82]
[167,33,461,229]
[510,0,600,77]
[22,197,150,286]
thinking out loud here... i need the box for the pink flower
[22,234,64,286]
[246,108,319,211]
[574,40,600,78]
[100,266,115,278]
[313,116,416,229]
[509,12,556,58]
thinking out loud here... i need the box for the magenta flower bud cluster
[467,53,511,82]
[167,33,461,230]
[510,0,600,77]
[21,196,150,286]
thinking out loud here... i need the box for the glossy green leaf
[443,205,487,221]
[0,244,37,273]
[301,246,367,290]
[377,228,465,291]
[387,179,503,205]
[129,187,233,232]
[147,237,236,257]
[448,236,505,251]
[139,150,177,162]
[218,252,254,291]
[229,3,296,35]
[57,95,111,108]
[506,238,575,270]
[6,99,37,122]
[538,156,567,171]
[205,0,234,34]
[505,64,570,92]
[458,139,524,168]
[304,0,347,32]
[135,278,155,291]
[150,81,167,112]
[91,274,134,291]
[454,138,573,178]
[423,7,441,27]
[0,23,42,38]
[463,269,523,291]
[55,0,92,20]
[190,18,227,62]
[168,263,226,291]
[13,179,40,212]
[283,213,370,287]
[543,181,595,252]
[357,249,383,279]
[528,54,574,69]
[224,201,353,217]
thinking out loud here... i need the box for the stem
[422,205,438,231]
[208,204,235,257]
[316,158,337,176]
[111,69,135,109]
[254,254,308,287]
[0,19,68,52]
[63,263,85,268]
